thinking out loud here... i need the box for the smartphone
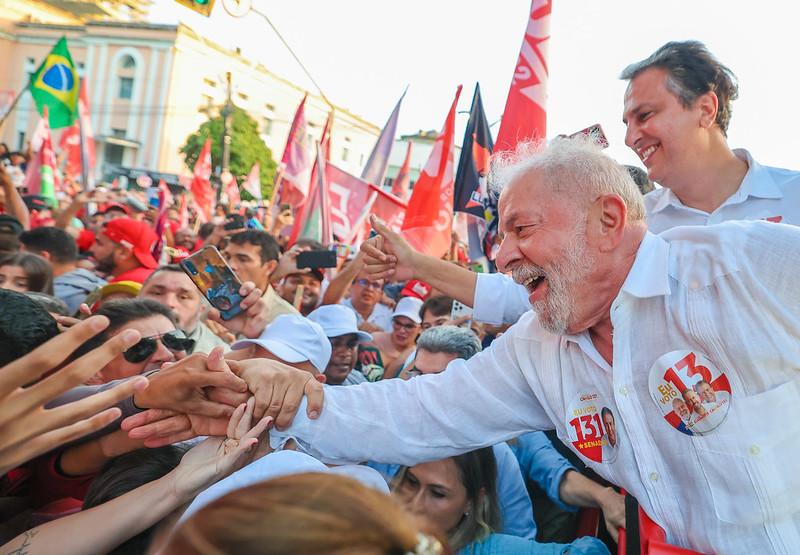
[180,246,244,320]
[450,300,473,327]
[223,213,245,231]
[568,123,609,149]
[297,249,337,269]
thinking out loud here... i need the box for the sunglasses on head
[123,330,195,363]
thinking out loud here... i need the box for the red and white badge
[648,350,732,437]
[565,392,620,463]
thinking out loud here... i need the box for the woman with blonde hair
[162,472,450,555]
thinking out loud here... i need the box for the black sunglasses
[123,330,195,363]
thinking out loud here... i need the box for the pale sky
[149,0,800,170]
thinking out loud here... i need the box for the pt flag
[402,86,462,258]
[30,36,79,129]
[391,141,413,201]
[295,144,333,245]
[190,138,214,221]
[276,94,312,208]
[495,0,551,153]
[361,89,406,188]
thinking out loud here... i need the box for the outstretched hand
[171,396,273,498]
[0,316,149,475]
[360,215,417,282]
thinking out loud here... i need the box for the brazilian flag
[30,36,79,129]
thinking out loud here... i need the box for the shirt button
[649,472,659,482]
[749,445,760,456]
[619,386,629,396]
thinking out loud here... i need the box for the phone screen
[297,250,337,269]
[180,246,244,320]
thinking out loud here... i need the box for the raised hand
[360,215,417,282]
[0,316,149,475]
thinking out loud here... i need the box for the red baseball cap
[400,279,432,301]
[102,218,159,269]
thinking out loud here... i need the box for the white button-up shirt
[472,148,800,326]
[278,222,800,554]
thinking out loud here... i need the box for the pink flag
[391,141,413,201]
[361,89,405,187]
[190,138,214,221]
[225,176,241,207]
[242,163,262,201]
[401,86,462,258]
[276,95,312,207]
[289,111,333,245]
[495,0,551,153]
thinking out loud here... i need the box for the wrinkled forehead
[497,173,552,232]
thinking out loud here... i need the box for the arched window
[117,55,136,100]
[121,55,136,69]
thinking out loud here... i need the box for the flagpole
[0,81,31,131]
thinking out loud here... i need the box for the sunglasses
[123,330,195,363]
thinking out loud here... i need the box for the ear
[39,250,52,262]
[696,90,719,129]
[115,245,135,263]
[263,259,278,276]
[587,194,627,253]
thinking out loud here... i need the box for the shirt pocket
[691,379,800,525]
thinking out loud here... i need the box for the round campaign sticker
[648,350,732,436]
[565,393,620,463]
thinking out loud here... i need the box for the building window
[342,147,349,162]
[204,78,216,88]
[111,128,126,138]
[238,92,249,101]
[17,132,25,151]
[118,77,133,99]
[359,153,364,165]
[121,55,136,69]
[263,117,273,136]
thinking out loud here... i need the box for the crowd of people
[0,39,798,555]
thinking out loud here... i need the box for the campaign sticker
[648,350,732,436]
[565,393,619,463]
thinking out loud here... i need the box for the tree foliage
[180,106,277,200]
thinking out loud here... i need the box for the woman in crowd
[74,298,194,383]
[392,448,609,555]
[162,472,450,555]
[0,252,53,294]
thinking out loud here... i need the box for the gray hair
[620,41,738,135]
[416,325,482,361]
[489,136,646,222]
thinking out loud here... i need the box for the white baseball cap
[307,304,373,343]
[231,314,332,374]
[392,296,423,324]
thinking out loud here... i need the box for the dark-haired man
[90,218,158,284]
[222,230,297,326]
[20,226,106,313]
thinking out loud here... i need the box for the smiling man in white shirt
[151,138,800,554]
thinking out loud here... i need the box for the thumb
[369,214,396,241]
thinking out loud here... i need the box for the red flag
[242,163,261,201]
[190,138,214,221]
[401,86,462,258]
[495,0,551,153]
[276,94,312,207]
[158,179,174,209]
[23,106,59,207]
[289,111,333,245]
[59,80,95,186]
[391,141,413,201]
[178,194,189,229]
[225,176,241,207]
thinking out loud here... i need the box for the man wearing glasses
[341,270,394,333]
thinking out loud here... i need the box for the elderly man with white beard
[128,138,800,555]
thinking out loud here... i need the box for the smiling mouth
[639,143,660,163]
[523,275,546,294]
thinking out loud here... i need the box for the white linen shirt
[276,222,800,554]
[473,148,800,326]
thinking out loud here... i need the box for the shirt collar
[728,148,783,201]
[618,231,671,299]
[649,149,782,214]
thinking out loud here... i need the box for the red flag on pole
[401,86,462,258]
[289,111,333,245]
[59,80,95,187]
[391,141,413,201]
[190,138,214,221]
[495,0,552,153]
[23,106,59,207]
[225,176,241,207]
[276,94,312,207]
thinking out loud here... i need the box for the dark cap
[0,215,23,236]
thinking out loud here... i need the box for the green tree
[180,106,277,200]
